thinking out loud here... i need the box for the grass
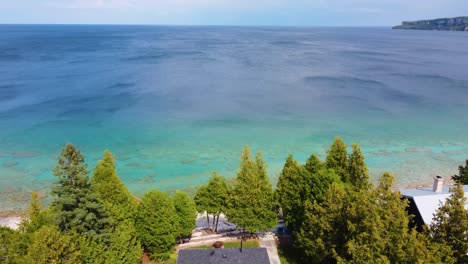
[191,240,260,249]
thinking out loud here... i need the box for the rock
[3,161,18,167]
[405,148,432,153]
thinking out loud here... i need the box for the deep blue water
[0,25,467,211]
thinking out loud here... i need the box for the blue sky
[0,0,467,26]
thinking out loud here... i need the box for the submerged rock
[13,152,40,158]
[3,161,18,167]
[405,148,432,153]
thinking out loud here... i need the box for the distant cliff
[393,16,468,31]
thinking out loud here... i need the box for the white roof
[401,185,468,225]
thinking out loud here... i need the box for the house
[177,248,270,264]
[400,176,468,229]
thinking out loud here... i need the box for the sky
[0,0,467,26]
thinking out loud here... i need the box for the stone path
[260,234,281,264]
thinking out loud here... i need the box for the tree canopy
[51,144,112,239]
[430,182,468,262]
[135,190,178,261]
[174,191,197,240]
[228,146,277,233]
[452,159,468,184]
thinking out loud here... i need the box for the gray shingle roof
[177,248,270,264]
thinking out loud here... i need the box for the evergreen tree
[194,173,230,231]
[91,150,137,222]
[24,226,81,264]
[305,153,323,175]
[297,173,448,263]
[276,155,312,232]
[0,227,28,264]
[325,137,348,182]
[206,173,230,232]
[430,182,468,262]
[452,159,468,184]
[228,146,276,233]
[135,190,178,261]
[51,144,112,239]
[89,150,141,263]
[348,143,370,188]
[174,191,197,240]
[193,184,211,225]
[276,155,340,232]
[19,192,53,234]
[104,221,142,264]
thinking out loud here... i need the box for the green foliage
[430,182,468,262]
[24,226,81,264]
[51,144,112,239]
[173,191,197,239]
[304,153,323,175]
[276,155,311,232]
[452,159,468,184]
[194,172,230,224]
[105,221,142,264]
[348,143,370,188]
[325,137,348,182]
[193,184,210,214]
[228,146,277,233]
[135,190,178,261]
[276,155,341,232]
[297,173,447,263]
[0,226,28,264]
[91,150,137,222]
[19,193,53,234]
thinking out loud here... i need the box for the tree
[276,155,312,232]
[348,144,370,188]
[305,153,323,175]
[24,226,81,264]
[91,150,137,222]
[174,191,197,240]
[104,221,142,264]
[89,150,141,263]
[276,155,340,232]
[430,182,468,262]
[19,192,53,234]
[193,173,230,232]
[452,159,468,184]
[297,173,449,263]
[325,137,348,182]
[228,146,277,233]
[0,226,28,264]
[135,190,178,261]
[51,144,112,239]
[193,184,211,225]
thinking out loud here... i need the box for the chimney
[433,176,444,193]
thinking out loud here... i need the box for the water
[1,25,467,212]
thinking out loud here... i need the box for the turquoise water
[0,25,467,212]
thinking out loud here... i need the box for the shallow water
[0,25,467,211]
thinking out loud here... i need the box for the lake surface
[0,25,467,212]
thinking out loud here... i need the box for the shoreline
[0,179,454,230]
